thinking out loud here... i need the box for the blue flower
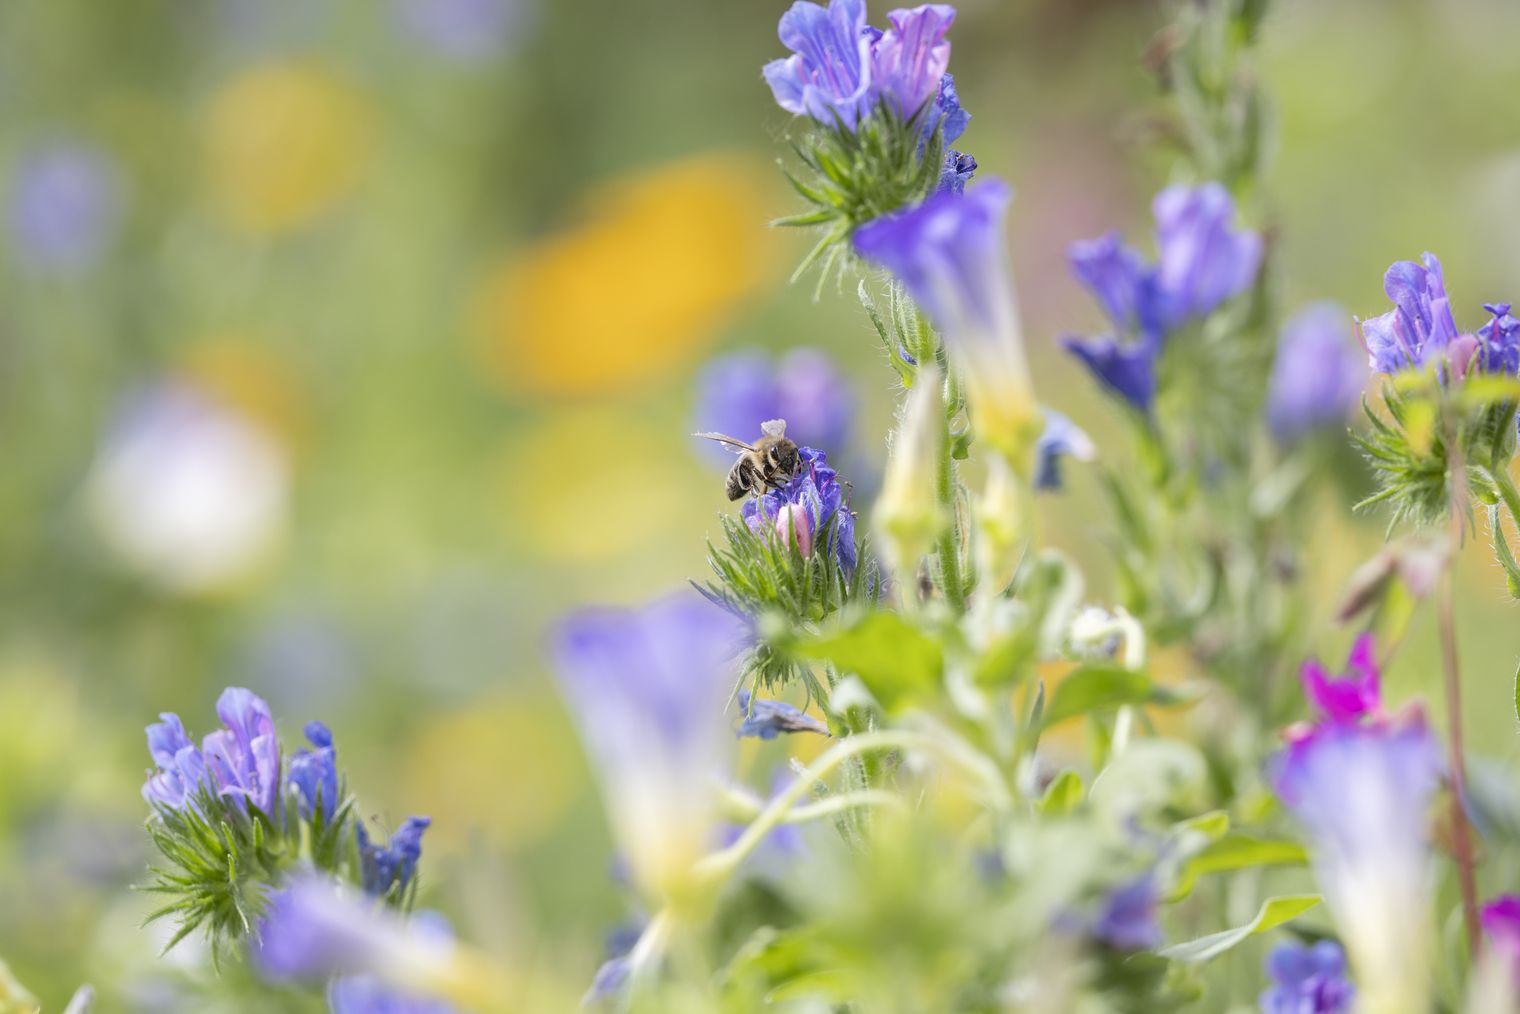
[1259,940,1354,1014]
[1270,710,1441,1011]
[1033,409,1096,492]
[741,446,857,575]
[358,816,432,898]
[551,594,745,898]
[143,687,279,817]
[854,178,1039,461]
[931,72,969,145]
[1091,875,1162,951]
[735,689,830,739]
[395,0,526,62]
[1266,303,1366,444]
[287,721,339,823]
[762,0,957,133]
[693,349,854,464]
[1063,185,1260,413]
[936,150,976,195]
[330,976,459,1014]
[6,141,123,272]
[1477,302,1520,375]
[1360,253,1459,374]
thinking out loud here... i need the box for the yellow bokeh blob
[400,693,580,850]
[473,153,778,398]
[495,407,699,563]
[204,63,371,234]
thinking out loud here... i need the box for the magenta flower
[1299,634,1381,726]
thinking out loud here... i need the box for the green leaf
[793,611,943,709]
[1041,666,1152,727]
[1159,894,1321,963]
[1038,770,1084,815]
[1170,834,1308,900]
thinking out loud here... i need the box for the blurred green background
[3,0,1520,1005]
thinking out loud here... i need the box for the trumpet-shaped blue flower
[358,816,432,898]
[693,349,854,464]
[1033,409,1096,492]
[854,177,1038,460]
[1259,940,1354,1014]
[1267,303,1366,444]
[1062,184,1260,413]
[287,721,339,823]
[735,689,830,739]
[552,594,745,898]
[142,687,279,817]
[1270,708,1440,1012]
[763,0,958,133]
[741,446,857,574]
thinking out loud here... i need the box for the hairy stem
[935,374,967,612]
[1442,428,1482,958]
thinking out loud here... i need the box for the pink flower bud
[775,502,813,558]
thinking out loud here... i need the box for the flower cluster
[1259,940,1354,1014]
[741,445,857,575]
[1063,183,1262,413]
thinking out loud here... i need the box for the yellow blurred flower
[401,694,580,849]
[204,63,371,234]
[495,407,699,563]
[472,153,777,398]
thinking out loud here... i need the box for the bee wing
[759,418,787,439]
[693,431,755,454]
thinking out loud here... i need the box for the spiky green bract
[699,511,878,698]
[776,99,945,290]
[141,781,359,958]
[1354,375,1518,532]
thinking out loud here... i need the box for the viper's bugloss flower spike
[551,594,744,901]
[1259,940,1354,1014]
[358,816,432,899]
[1361,254,1459,374]
[143,687,279,817]
[1267,303,1366,445]
[735,689,830,739]
[1034,409,1096,492]
[742,447,857,575]
[1063,184,1260,414]
[288,721,338,822]
[874,361,946,584]
[1270,709,1441,1014]
[1299,634,1381,725]
[693,349,854,463]
[854,178,1040,468]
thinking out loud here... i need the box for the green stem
[935,377,967,612]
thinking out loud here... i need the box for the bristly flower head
[1259,939,1354,1014]
[143,687,279,817]
[1267,303,1366,445]
[741,446,857,575]
[1062,183,1261,413]
[854,177,1040,467]
[693,348,854,463]
[552,594,745,901]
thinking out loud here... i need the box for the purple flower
[1299,634,1381,726]
[7,141,123,271]
[330,975,459,1014]
[1152,183,1263,321]
[693,349,854,463]
[1360,253,1459,374]
[854,178,1038,460]
[395,0,525,61]
[762,0,957,132]
[1267,303,1366,444]
[931,72,968,145]
[1091,875,1162,951]
[287,721,338,823]
[551,594,745,897]
[735,689,830,739]
[1259,940,1354,1014]
[936,150,976,195]
[1034,409,1096,492]
[254,878,454,991]
[741,446,857,574]
[358,816,432,898]
[1477,302,1520,375]
[143,687,279,817]
[1063,185,1260,413]
[1483,895,1520,982]
[1270,711,1441,1010]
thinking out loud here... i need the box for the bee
[693,419,801,501]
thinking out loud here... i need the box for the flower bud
[874,363,947,586]
[774,501,814,558]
